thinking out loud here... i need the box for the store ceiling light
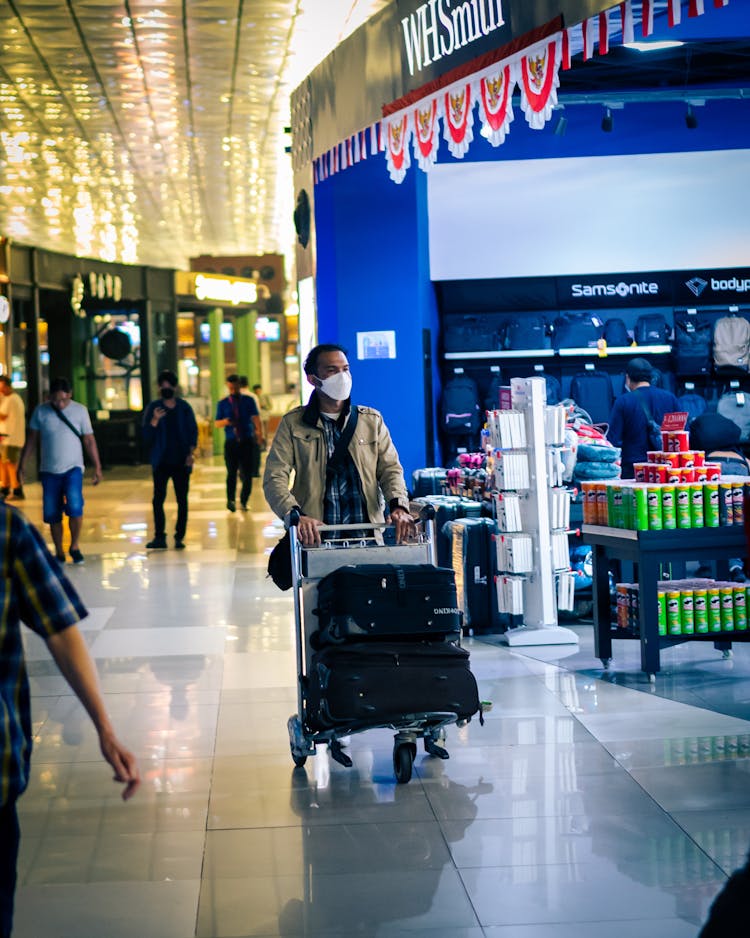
[624,40,685,52]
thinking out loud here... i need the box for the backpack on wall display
[717,392,750,442]
[677,392,707,426]
[552,312,603,349]
[542,373,562,405]
[441,376,481,435]
[673,317,713,375]
[602,318,630,347]
[503,314,549,350]
[443,315,499,353]
[635,313,671,345]
[714,316,750,371]
[569,371,614,425]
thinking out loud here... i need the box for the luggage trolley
[286,509,472,783]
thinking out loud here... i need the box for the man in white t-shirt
[0,376,25,499]
[18,377,102,564]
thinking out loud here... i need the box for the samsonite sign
[674,268,750,305]
[556,273,673,309]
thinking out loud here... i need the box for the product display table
[583,524,749,680]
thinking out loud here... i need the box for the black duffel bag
[314,563,461,645]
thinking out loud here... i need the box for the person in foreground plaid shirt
[0,503,140,938]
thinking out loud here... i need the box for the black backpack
[441,376,481,435]
[673,317,713,375]
[635,313,670,345]
[552,312,603,349]
[634,390,664,451]
[569,371,614,424]
[443,315,499,353]
[602,318,630,347]
[504,314,549,350]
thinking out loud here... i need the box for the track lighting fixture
[601,107,613,132]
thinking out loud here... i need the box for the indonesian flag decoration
[667,0,682,26]
[582,16,594,61]
[384,113,411,184]
[562,28,571,69]
[519,38,561,130]
[642,0,654,36]
[478,64,515,147]
[689,0,705,14]
[599,10,610,55]
[413,98,440,170]
[714,0,729,7]
[620,1,635,43]
[443,83,474,158]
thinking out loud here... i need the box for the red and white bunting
[582,16,595,60]
[562,28,571,69]
[443,83,474,158]
[413,98,440,170]
[620,1,635,43]
[599,9,610,55]
[478,64,515,147]
[667,0,682,27]
[714,0,729,7]
[689,0,705,14]
[642,0,654,36]
[384,113,411,184]
[519,37,561,130]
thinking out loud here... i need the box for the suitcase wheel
[393,741,417,784]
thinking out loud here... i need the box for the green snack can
[733,585,747,631]
[607,485,616,528]
[661,485,676,529]
[647,486,663,530]
[690,484,704,528]
[720,586,735,631]
[680,590,695,634]
[666,591,682,636]
[633,486,649,530]
[676,484,692,528]
[708,588,722,632]
[622,485,633,530]
[612,485,623,529]
[732,485,744,526]
[704,484,720,528]
[657,591,667,636]
[694,589,709,633]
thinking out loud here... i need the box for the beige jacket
[263,399,410,523]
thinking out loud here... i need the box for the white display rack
[496,376,579,647]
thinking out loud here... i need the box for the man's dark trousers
[152,464,191,539]
[224,439,255,505]
[0,800,20,938]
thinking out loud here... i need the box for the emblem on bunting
[443,84,474,159]
[479,65,514,147]
[413,99,439,170]
[519,39,561,130]
[384,113,411,184]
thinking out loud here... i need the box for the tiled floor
[11,462,750,937]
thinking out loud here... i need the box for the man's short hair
[238,376,249,388]
[226,374,240,384]
[0,375,11,389]
[625,358,653,383]
[157,370,178,387]
[49,377,72,394]
[252,383,261,392]
[304,343,348,376]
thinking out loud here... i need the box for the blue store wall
[314,153,440,482]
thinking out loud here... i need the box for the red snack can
[633,463,649,483]
[662,452,681,468]
[704,463,722,482]
[679,451,696,468]
[693,451,705,467]
[674,431,690,452]
[653,464,668,484]
[695,467,708,483]
[681,467,696,484]
[647,451,663,463]
[667,467,682,484]
[661,433,670,452]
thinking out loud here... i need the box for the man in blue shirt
[0,503,139,938]
[142,370,198,549]
[607,357,680,478]
[215,374,261,511]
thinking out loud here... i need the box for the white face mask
[318,370,352,401]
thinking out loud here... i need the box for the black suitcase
[305,641,480,730]
[446,517,498,634]
[411,467,448,497]
[412,495,482,567]
[315,563,461,645]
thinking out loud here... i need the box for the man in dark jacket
[215,374,261,511]
[142,370,198,549]
[607,357,680,478]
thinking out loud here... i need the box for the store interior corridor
[11,462,750,938]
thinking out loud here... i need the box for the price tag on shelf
[661,412,689,431]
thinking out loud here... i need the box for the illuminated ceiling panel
[0,0,389,269]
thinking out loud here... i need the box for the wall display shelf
[445,345,671,361]
[584,523,748,681]
[495,377,578,647]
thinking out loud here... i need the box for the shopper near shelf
[0,375,25,500]
[263,343,415,546]
[607,358,680,478]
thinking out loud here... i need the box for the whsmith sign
[400,0,508,76]
[397,0,513,83]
